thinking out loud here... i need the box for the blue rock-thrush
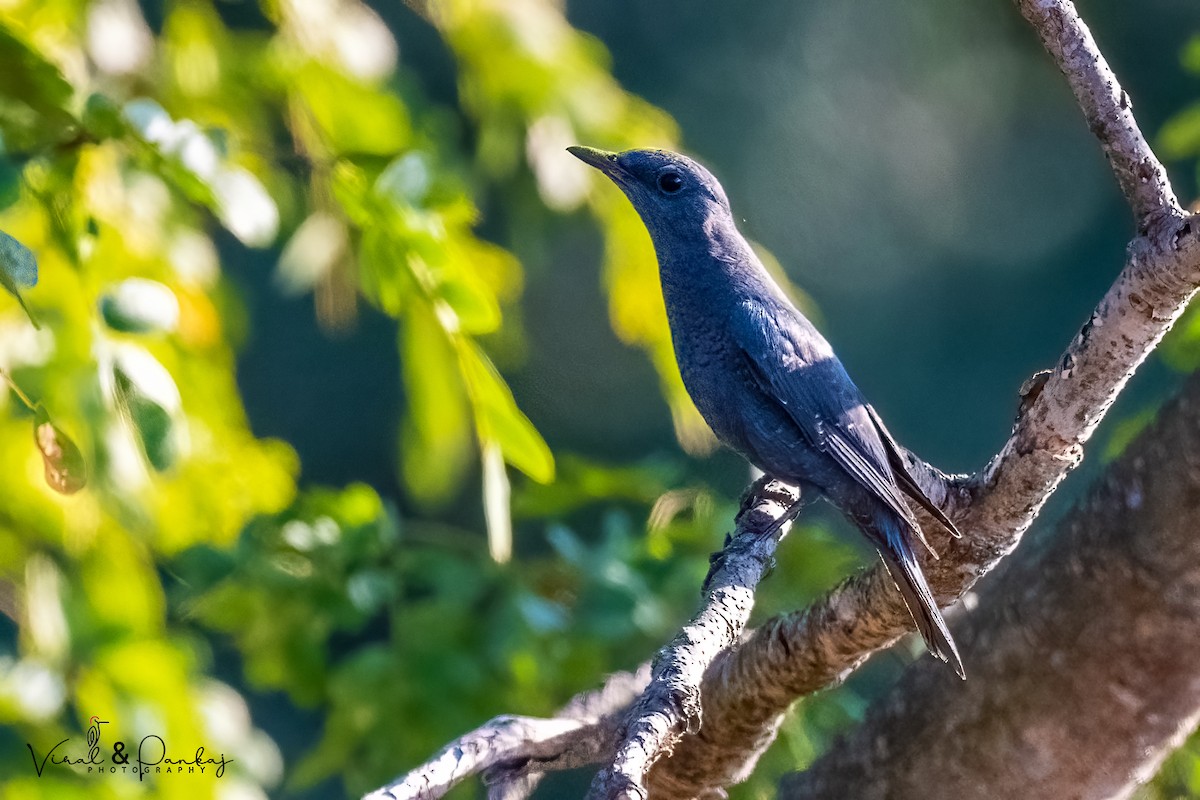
[569,146,963,677]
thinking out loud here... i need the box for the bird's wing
[864,404,961,538]
[732,301,928,542]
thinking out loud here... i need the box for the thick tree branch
[782,372,1200,799]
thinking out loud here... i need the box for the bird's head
[567,147,732,243]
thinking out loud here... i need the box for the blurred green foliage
[0,1,859,798]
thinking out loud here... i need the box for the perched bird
[568,146,964,677]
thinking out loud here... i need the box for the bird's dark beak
[567,146,626,180]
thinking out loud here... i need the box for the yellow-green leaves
[33,407,86,494]
[337,153,553,520]
[292,62,410,157]
[398,305,473,502]
[459,340,553,484]
[1,367,87,495]
[419,0,704,456]
[0,228,38,328]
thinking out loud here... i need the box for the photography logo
[26,715,232,780]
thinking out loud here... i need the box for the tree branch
[586,479,801,800]
[782,371,1200,799]
[1015,0,1179,229]
[364,667,649,800]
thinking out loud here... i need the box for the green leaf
[33,407,87,494]
[81,93,127,140]
[99,278,180,334]
[436,272,501,334]
[0,24,78,152]
[1184,36,1200,75]
[294,62,410,156]
[0,158,22,211]
[399,307,473,502]
[1160,105,1200,159]
[111,347,184,472]
[458,340,554,483]
[0,228,38,327]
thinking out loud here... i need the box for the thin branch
[362,716,596,800]
[364,666,649,800]
[1014,0,1178,229]
[586,479,802,800]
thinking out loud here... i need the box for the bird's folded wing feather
[865,405,962,538]
[732,301,927,540]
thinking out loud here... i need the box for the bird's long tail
[876,517,964,679]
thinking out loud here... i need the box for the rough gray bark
[781,372,1200,799]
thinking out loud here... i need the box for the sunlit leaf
[123,98,217,206]
[375,152,432,205]
[0,228,38,327]
[99,278,180,334]
[399,306,473,502]
[33,407,87,494]
[110,346,184,472]
[458,340,554,483]
[124,99,278,245]
[276,212,348,295]
[437,272,501,334]
[293,62,410,156]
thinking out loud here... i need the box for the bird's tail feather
[877,521,964,679]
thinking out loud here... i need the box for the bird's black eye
[657,171,684,194]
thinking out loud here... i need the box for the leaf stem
[0,368,38,412]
